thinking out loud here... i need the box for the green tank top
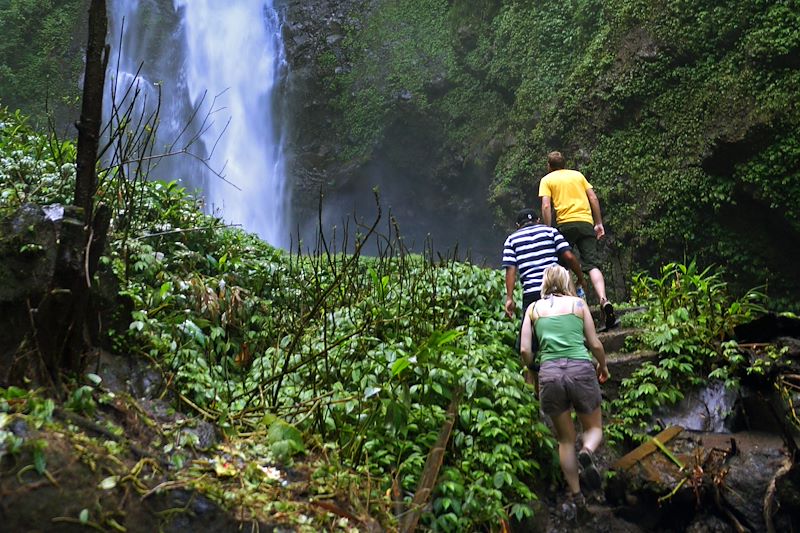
[533,312,591,362]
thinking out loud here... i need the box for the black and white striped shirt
[502,224,571,295]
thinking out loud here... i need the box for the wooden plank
[611,426,684,471]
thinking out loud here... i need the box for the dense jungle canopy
[2,0,800,304]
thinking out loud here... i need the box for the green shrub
[607,261,766,442]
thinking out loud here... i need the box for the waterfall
[106,0,290,247]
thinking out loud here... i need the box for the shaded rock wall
[278,0,800,301]
[280,0,506,260]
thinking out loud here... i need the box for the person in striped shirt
[503,208,586,384]
[504,208,586,319]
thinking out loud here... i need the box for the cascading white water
[106,0,290,247]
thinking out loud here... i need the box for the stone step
[593,323,652,401]
[597,326,640,354]
[590,305,647,321]
[602,350,660,402]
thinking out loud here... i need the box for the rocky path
[522,312,800,533]
[520,316,654,532]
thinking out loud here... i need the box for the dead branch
[400,391,461,533]
[763,456,793,533]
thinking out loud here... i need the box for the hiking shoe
[578,448,602,491]
[561,492,588,523]
[560,499,577,522]
[602,300,617,330]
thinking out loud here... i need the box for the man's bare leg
[589,268,616,329]
[588,268,606,303]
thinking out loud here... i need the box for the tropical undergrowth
[607,261,767,443]
[1,108,555,530]
[5,104,790,529]
[112,197,556,530]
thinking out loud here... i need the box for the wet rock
[774,462,800,532]
[603,350,659,401]
[737,387,787,433]
[293,33,310,47]
[0,203,59,302]
[734,313,800,343]
[139,399,181,424]
[178,420,218,451]
[9,419,29,439]
[685,513,732,533]
[608,429,789,532]
[0,203,82,384]
[777,335,800,358]
[132,367,167,400]
[145,489,265,533]
[598,326,639,354]
[653,381,739,433]
[544,498,643,533]
[720,435,787,531]
[95,350,167,400]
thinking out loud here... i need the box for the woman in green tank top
[520,265,609,514]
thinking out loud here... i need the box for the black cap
[516,208,538,226]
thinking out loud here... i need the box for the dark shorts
[538,358,601,417]
[558,221,600,272]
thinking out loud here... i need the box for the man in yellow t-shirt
[538,151,616,330]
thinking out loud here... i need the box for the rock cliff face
[277,0,800,301]
[281,0,370,200]
[279,0,506,259]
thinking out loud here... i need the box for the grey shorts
[538,358,601,417]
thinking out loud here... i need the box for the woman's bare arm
[520,303,535,367]
[579,299,609,382]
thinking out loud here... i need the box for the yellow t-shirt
[538,169,593,225]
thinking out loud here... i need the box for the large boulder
[0,203,78,384]
[607,427,791,532]
[0,202,122,386]
[0,203,63,301]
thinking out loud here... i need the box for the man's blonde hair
[541,264,576,297]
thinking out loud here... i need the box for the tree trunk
[30,0,110,390]
[74,0,108,222]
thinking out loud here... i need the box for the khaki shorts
[538,358,601,417]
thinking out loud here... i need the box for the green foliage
[264,416,305,464]
[733,133,800,235]
[485,0,800,301]
[66,385,97,416]
[607,261,766,442]
[0,387,54,475]
[1,110,555,528]
[0,107,77,216]
[108,191,555,527]
[118,224,554,527]
[0,0,85,126]
[324,0,507,162]
[315,0,800,304]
